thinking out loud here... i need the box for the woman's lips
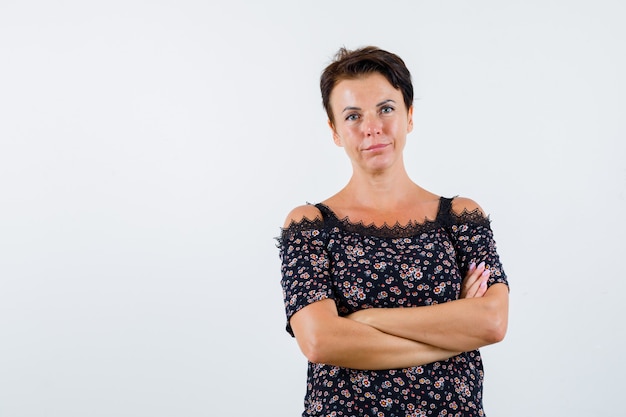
[364,143,389,151]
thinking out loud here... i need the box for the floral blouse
[277,197,508,417]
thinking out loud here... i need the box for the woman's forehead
[330,73,400,107]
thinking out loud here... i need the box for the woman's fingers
[461,262,490,298]
[475,269,490,297]
[461,262,482,297]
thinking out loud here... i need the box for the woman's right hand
[460,262,490,299]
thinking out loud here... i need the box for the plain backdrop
[1,1,625,416]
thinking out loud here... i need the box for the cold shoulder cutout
[450,196,487,218]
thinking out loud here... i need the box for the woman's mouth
[364,143,389,151]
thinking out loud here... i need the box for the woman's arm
[281,205,457,370]
[290,298,460,370]
[346,197,509,352]
[346,282,508,352]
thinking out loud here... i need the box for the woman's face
[329,72,413,174]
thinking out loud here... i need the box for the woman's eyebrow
[342,100,396,113]
[376,99,396,107]
[342,106,360,113]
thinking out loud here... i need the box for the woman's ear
[328,119,343,147]
[407,105,414,133]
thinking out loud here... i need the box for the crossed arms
[290,265,508,370]
[283,204,509,371]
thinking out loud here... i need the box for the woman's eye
[346,114,360,121]
[380,106,394,114]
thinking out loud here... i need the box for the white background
[1,1,625,416]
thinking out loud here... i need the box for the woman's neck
[328,165,437,211]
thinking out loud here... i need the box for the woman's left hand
[461,262,490,299]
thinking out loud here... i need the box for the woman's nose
[363,115,382,136]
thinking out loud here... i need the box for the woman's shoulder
[449,196,487,218]
[282,204,324,228]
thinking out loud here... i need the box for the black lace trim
[449,208,491,227]
[277,199,491,242]
[278,216,325,241]
[317,202,441,238]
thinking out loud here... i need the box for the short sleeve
[448,216,509,289]
[277,219,335,337]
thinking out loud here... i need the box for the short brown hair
[320,46,414,125]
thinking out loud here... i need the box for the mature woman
[277,46,509,416]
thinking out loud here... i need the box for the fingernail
[478,261,485,269]
[469,262,476,270]
[481,269,490,277]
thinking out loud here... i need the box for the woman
[277,46,509,416]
